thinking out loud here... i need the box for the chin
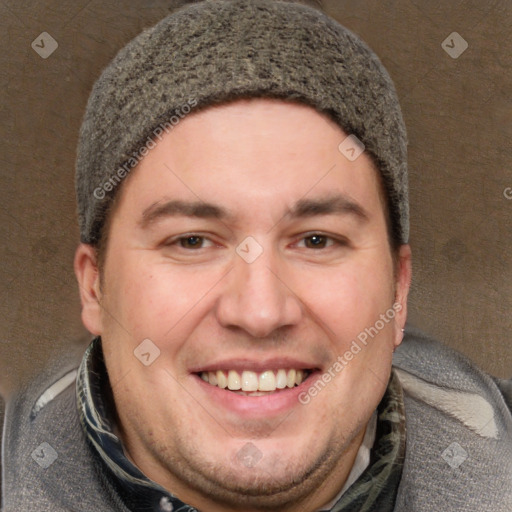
[156,426,352,511]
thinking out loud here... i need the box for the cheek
[318,258,396,397]
[302,256,395,338]
[103,256,224,341]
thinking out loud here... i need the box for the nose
[215,249,303,338]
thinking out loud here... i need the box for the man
[2,1,511,511]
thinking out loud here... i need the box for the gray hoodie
[2,328,511,511]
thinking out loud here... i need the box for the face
[75,99,411,512]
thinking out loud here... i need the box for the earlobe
[74,243,103,335]
[393,244,412,347]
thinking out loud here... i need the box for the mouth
[191,360,322,416]
[196,368,314,396]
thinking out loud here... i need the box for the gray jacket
[2,328,512,511]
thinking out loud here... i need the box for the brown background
[0,0,511,403]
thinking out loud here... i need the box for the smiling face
[75,98,411,512]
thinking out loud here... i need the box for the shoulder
[392,327,512,512]
[1,343,127,512]
[393,326,512,429]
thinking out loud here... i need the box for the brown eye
[304,234,330,249]
[179,236,204,249]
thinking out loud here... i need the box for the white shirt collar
[316,411,378,511]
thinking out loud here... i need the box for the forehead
[109,99,386,228]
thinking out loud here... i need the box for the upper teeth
[200,369,307,392]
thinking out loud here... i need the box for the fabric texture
[75,0,409,246]
[2,329,512,511]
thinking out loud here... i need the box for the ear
[392,244,412,348]
[74,243,103,335]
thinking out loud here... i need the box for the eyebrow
[139,194,369,228]
[289,195,369,221]
[140,200,230,228]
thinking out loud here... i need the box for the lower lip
[192,373,320,417]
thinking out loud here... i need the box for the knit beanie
[76,0,409,245]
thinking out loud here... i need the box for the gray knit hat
[76,0,409,245]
